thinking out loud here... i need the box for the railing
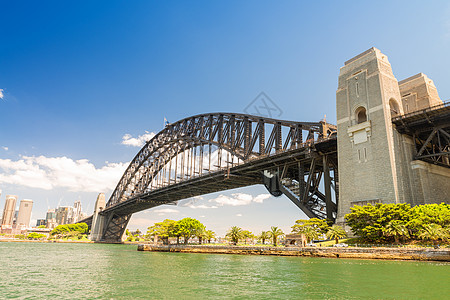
[392,100,450,122]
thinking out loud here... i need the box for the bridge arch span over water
[85,113,339,242]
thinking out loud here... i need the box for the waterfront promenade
[138,244,450,262]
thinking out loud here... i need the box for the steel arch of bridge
[95,113,338,242]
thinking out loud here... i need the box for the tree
[50,223,89,239]
[37,225,46,229]
[258,231,271,245]
[226,226,242,245]
[196,227,207,244]
[383,221,409,243]
[177,218,205,244]
[241,230,255,244]
[205,230,215,243]
[268,226,284,246]
[326,225,347,244]
[418,224,449,245]
[345,203,412,243]
[407,203,450,237]
[292,218,330,235]
[146,219,178,244]
[302,226,319,243]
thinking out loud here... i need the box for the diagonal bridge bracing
[83,113,338,243]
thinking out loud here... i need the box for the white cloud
[0,156,127,192]
[153,208,179,214]
[209,193,270,206]
[2,146,8,151]
[179,196,217,209]
[121,131,156,147]
[187,204,218,209]
[253,194,271,203]
[0,89,3,99]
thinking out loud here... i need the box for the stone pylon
[335,48,405,225]
[90,193,106,241]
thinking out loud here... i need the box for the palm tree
[384,221,409,244]
[258,231,271,245]
[302,226,320,244]
[196,228,207,244]
[226,226,243,245]
[205,230,216,243]
[268,226,284,246]
[419,224,449,245]
[326,225,347,244]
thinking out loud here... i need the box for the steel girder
[96,113,336,242]
[107,113,335,208]
[392,101,450,168]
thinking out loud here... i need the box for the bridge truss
[84,113,338,242]
[393,101,450,168]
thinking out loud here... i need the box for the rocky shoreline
[137,244,450,262]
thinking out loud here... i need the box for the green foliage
[418,224,449,244]
[292,218,330,235]
[177,218,205,244]
[37,225,46,229]
[345,203,412,243]
[240,230,255,244]
[50,223,89,239]
[205,230,215,243]
[301,226,320,243]
[407,203,450,235]
[14,234,26,239]
[27,232,46,240]
[383,221,409,243]
[268,226,284,246]
[345,203,450,243]
[226,226,243,245]
[147,219,178,240]
[258,231,271,244]
[291,218,327,243]
[326,225,347,244]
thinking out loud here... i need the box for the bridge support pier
[89,193,106,242]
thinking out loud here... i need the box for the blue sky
[1,1,449,236]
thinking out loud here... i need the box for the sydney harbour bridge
[79,48,450,243]
[81,113,339,242]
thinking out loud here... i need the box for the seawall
[137,244,450,262]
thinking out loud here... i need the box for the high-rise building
[45,209,57,229]
[55,206,73,225]
[1,195,18,229]
[36,219,47,227]
[73,200,82,223]
[16,199,33,229]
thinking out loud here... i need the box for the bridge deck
[100,137,337,217]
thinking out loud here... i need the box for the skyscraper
[16,199,33,229]
[1,195,18,229]
[45,209,57,229]
[72,200,82,223]
[55,206,73,225]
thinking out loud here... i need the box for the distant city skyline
[1,1,450,236]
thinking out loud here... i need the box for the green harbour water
[0,242,449,299]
